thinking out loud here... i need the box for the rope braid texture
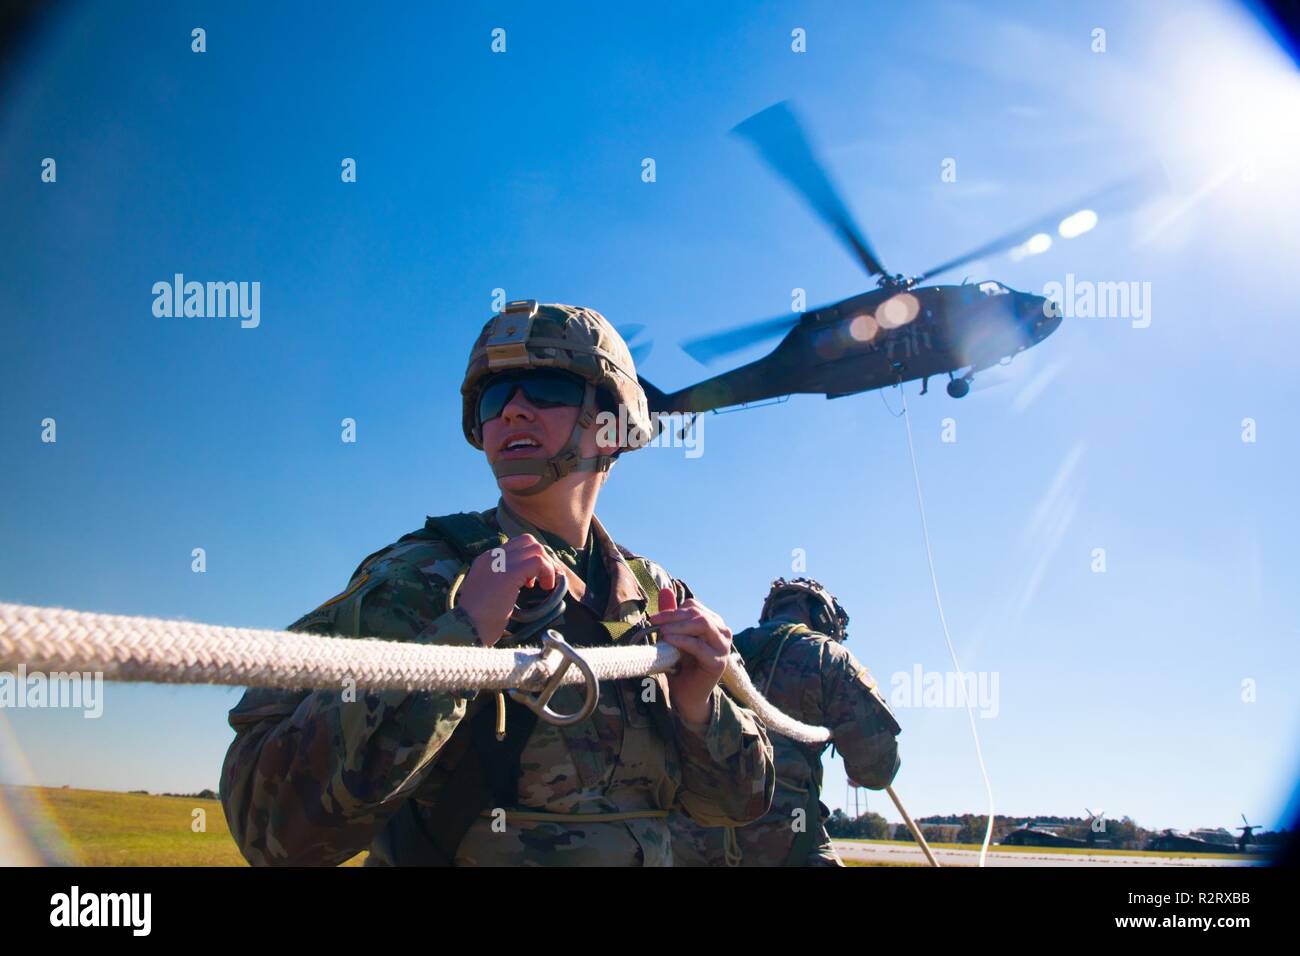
[0,602,830,746]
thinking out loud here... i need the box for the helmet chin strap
[489,384,617,497]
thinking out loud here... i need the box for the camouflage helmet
[760,577,850,641]
[461,300,653,495]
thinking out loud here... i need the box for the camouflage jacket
[669,618,901,867]
[219,501,774,866]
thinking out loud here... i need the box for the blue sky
[2,0,1298,835]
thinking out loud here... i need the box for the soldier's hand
[456,534,566,647]
[651,588,731,726]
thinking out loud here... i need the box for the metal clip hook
[508,631,600,726]
[508,575,568,638]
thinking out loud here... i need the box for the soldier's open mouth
[499,433,543,456]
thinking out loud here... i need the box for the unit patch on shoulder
[288,572,375,634]
[856,664,901,731]
[858,664,893,709]
[315,573,370,611]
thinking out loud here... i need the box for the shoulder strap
[735,621,811,676]
[418,511,507,562]
[626,558,662,617]
[593,556,662,642]
[341,512,499,587]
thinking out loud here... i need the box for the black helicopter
[638,102,1149,412]
[1143,815,1263,854]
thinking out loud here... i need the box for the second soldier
[670,577,901,866]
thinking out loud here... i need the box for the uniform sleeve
[821,642,902,790]
[671,683,776,827]
[219,557,478,866]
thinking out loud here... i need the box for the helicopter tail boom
[638,375,674,411]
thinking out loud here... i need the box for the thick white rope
[0,602,828,746]
[0,601,956,864]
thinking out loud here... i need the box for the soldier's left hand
[651,589,731,727]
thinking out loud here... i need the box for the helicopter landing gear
[946,373,971,398]
[920,376,930,395]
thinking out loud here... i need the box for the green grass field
[2,785,366,866]
[16,785,1265,866]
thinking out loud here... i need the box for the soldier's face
[482,384,584,493]
[770,597,815,630]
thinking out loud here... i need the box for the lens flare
[0,714,76,865]
[877,293,919,329]
[848,312,879,342]
[1058,209,1098,239]
[1008,232,1053,262]
[1025,232,1052,254]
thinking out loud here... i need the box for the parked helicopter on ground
[638,101,1156,413]
[1000,810,1112,849]
[1144,815,1262,854]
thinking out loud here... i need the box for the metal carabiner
[501,574,599,725]
[508,631,600,726]
[507,575,568,641]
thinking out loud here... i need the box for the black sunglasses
[477,369,588,425]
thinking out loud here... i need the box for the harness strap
[419,512,507,557]
[628,559,663,617]
[595,557,662,642]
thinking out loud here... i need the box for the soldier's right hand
[455,534,566,647]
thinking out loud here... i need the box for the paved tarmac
[833,840,1268,867]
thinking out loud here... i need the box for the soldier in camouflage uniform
[669,577,901,866]
[219,300,775,866]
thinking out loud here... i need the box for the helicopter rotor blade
[733,101,888,278]
[681,312,801,365]
[617,324,655,368]
[912,168,1167,283]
